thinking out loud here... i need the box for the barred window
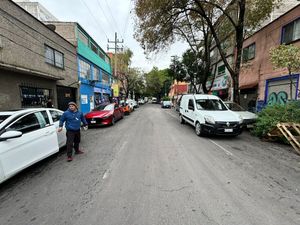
[242,43,255,62]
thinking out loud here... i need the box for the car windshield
[0,115,10,124]
[226,102,245,111]
[93,104,114,111]
[163,101,171,105]
[195,99,227,111]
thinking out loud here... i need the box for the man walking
[58,102,88,162]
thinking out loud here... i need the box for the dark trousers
[66,130,81,157]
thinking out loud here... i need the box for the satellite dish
[46,24,56,31]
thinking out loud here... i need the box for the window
[196,99,227,111]
[242,43,255,62]
[40,111,50,125]
[8,113,42,134]
[20,86,51,107]
[218,65,226,76]
[78,30,88,45]
[282,18,300,44]
[98,51,105,60]
[93,67,100,81]
[79,59,91,79]
[50,110,62,122]
[105,55,110,64]
[45,45,64,69]
[102,70,110,85]
[188,99,194,109]
[90,42,98,54]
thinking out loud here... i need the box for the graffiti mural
[267,91,288,106]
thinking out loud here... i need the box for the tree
[134,0,282,103]
[270,44,300,100]
[111,48,142,98]
[145,67,170,99]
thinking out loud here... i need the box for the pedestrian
[46,98,54,108]
[58,102,88,162]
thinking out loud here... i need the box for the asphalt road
[0,104,299,225]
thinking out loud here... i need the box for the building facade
[0,0,77,110]
[13,0,58,21]
[47,22,113,113]
[239,4,300,111]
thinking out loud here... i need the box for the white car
[179,94,243,136]
[0,108,66,184]
[224,101,258,128]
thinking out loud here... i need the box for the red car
[85,103,124,126]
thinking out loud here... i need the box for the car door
[49,109,66,148]
[113,104,121,120]
[0,111,59,179]
[186,98,195,124]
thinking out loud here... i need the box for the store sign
[111,83,119,97]
[206,74,229,91]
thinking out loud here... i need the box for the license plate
[91,121,96,124]
[224,128,233,132]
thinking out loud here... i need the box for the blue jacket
[59,109,87,131]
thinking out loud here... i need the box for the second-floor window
[242,43,255,62]
[102,70,110,85]
[93,67,100,81]
[282,18,300,44]
[45,45,64,69]
[79,59,91,79]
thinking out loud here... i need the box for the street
[0,104,299,225]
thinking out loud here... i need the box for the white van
[179,94,243,136]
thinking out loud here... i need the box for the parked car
[85,103,124,126]
[126,99,135,111]
[224,101,258,128]
[120,100,131,115]
[0,108,66,184]
[161,101,172,108]
[179,94,243,136]
[138,99,145,105]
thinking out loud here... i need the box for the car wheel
[180,115,185,124]
[195,122,202,136]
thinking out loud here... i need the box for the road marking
[209,139,234,156]
[102,170,110,179]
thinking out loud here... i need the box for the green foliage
[253,101,300,137]
[145,67,171,97]
[270,44,300,73]
[162,96,170,101]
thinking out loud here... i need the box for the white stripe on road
[102,170,110,179]
[209,139,234,156]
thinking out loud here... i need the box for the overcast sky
[33,0,188,72]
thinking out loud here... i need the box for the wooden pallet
[267,123,300,155]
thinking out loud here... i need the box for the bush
[162,96,170,101]
[253,101,300,137]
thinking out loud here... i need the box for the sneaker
[67,156,73,162]
[75,149,84,154]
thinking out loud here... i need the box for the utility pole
[107,32,124,78]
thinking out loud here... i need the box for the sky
[32,0,189,72]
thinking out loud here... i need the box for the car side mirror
[0,131,23,141]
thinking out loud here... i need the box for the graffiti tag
[267,91,288,106]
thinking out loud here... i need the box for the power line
[104,0,121,34]
[95,0,116,35]
[79,0,109,39]
[122,0,132,40]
